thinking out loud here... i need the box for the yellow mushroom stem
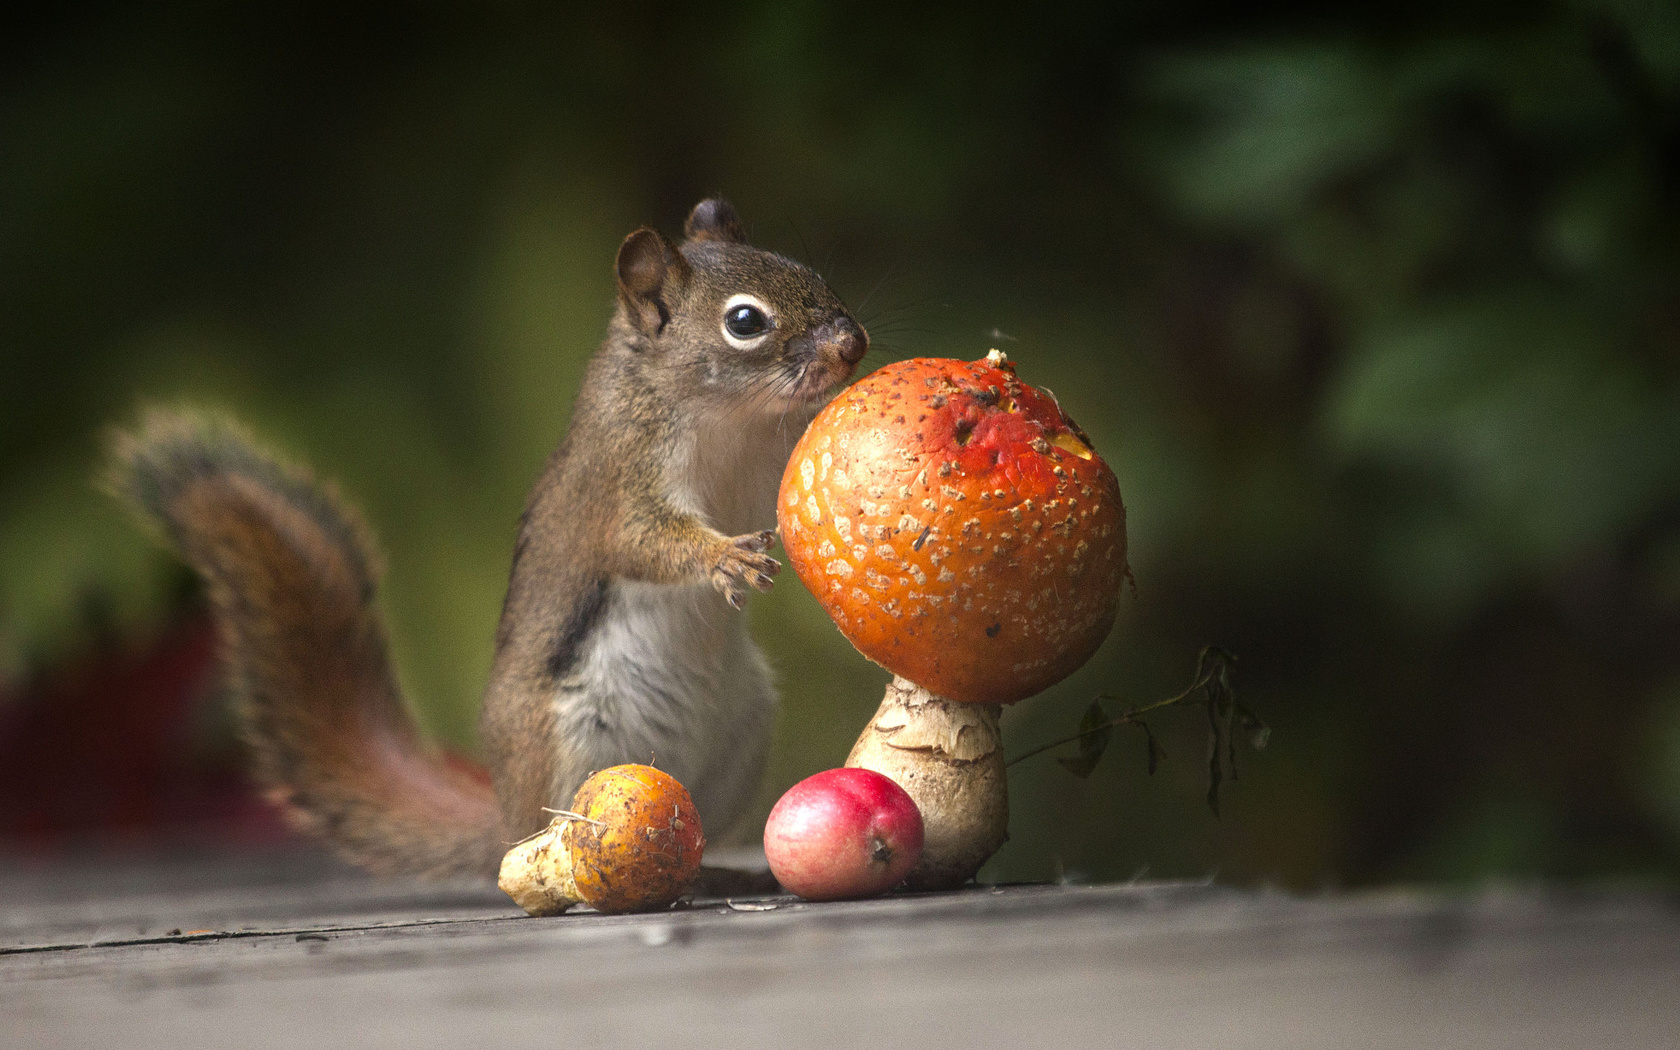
[844,676,1007,890]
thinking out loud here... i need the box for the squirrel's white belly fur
[552,580,774,838]
[547,406,814,837]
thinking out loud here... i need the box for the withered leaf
[1205,694,1225,818]
[1057,700,1114,778]
[1057,753,1102,778]
[1134,721,1165,776]
[1237,702,1271,750]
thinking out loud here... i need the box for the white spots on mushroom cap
[805,494,822,525]
[1011,655,1051,675]
[800,457,815,491]
[825,558,853,579]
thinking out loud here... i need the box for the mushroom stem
[844,676,1007,890]
[498,817,582,916]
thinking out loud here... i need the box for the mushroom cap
[779,353,1127,705]
[564,764,705,913]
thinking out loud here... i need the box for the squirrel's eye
[724,304,770,340]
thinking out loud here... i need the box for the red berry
[763,768,924,901]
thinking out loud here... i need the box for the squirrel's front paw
[712,530,780,609]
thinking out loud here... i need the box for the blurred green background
[3,1,1679,887]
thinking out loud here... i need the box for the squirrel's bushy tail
[108,409,502,879]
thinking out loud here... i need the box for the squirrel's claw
[734,529,776,554]
[713,531,781,609]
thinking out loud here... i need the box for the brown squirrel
[109,199,869,879]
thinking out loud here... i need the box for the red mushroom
[779,350,1128,888]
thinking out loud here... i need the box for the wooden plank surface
[3,848,1677,1049]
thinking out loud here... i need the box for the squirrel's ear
[616,227,690,335]
[683,198,747,244]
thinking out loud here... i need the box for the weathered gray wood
[3,849,1678,1050]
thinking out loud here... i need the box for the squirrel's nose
[829,319,869,365]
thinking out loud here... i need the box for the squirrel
[109,198,869,879]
